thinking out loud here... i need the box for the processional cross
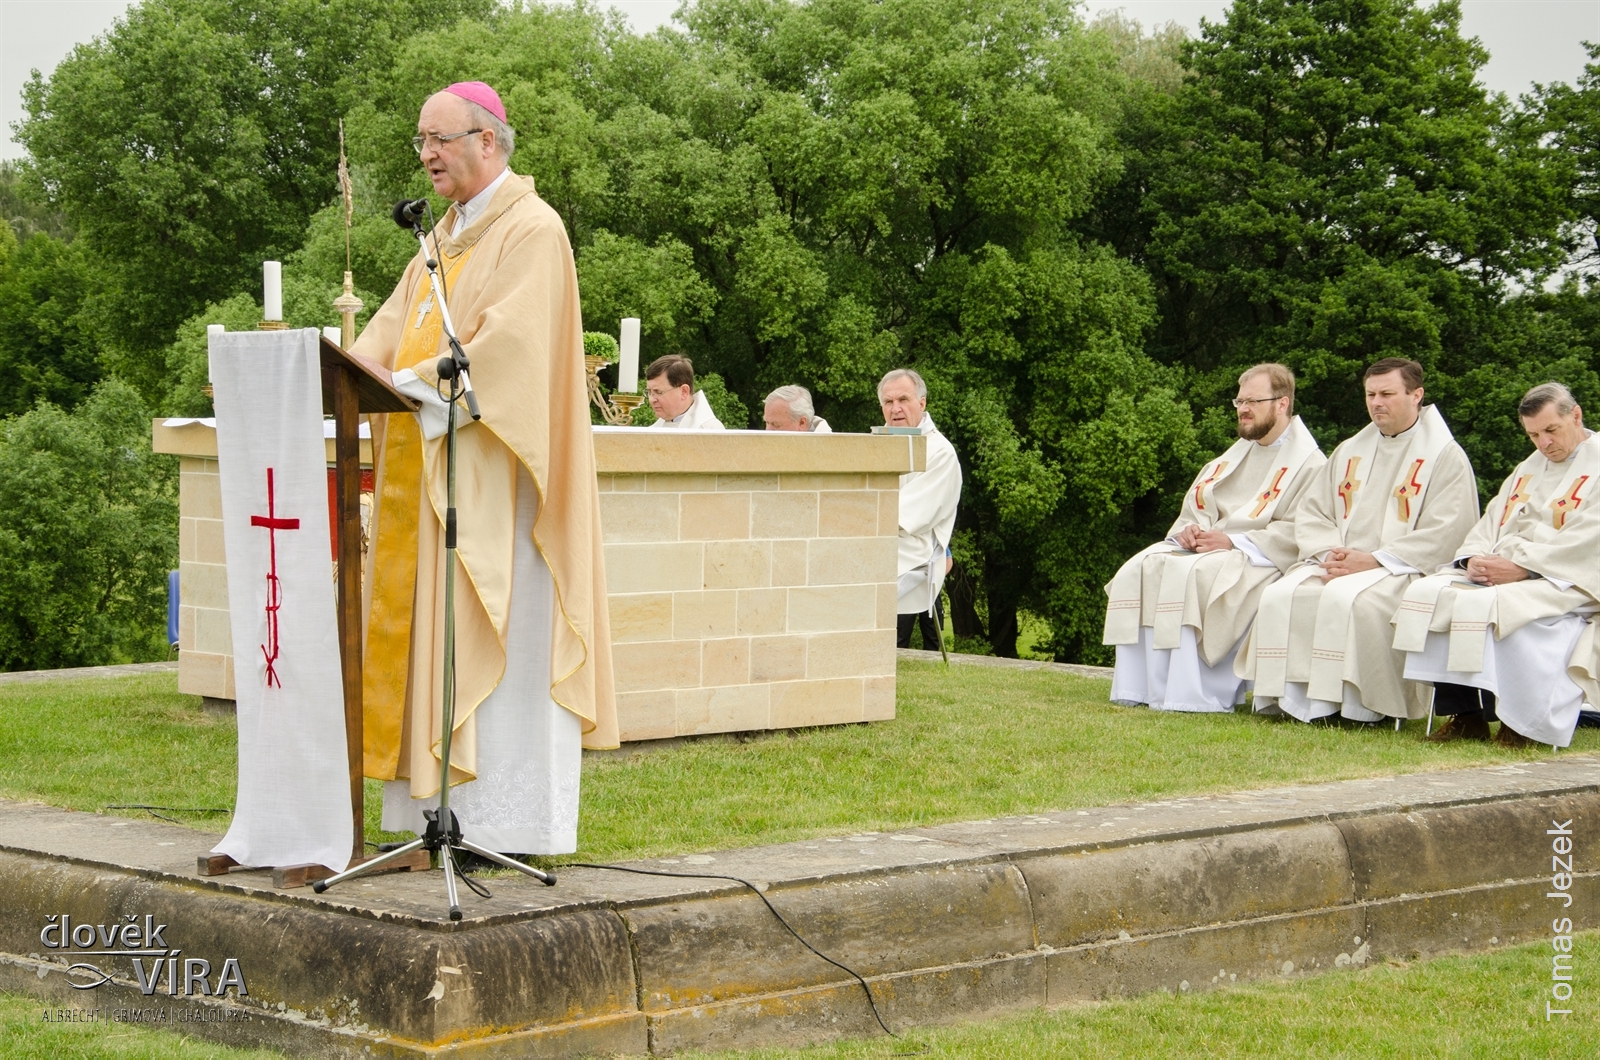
[250,468,301,688]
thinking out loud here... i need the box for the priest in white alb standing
[882,368,962,649]
[1395,382,1600,748]
[1104,364,1325,712]
[350,81,618,857]
[1238,358,1479,724]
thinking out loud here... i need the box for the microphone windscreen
[392,199,416,228]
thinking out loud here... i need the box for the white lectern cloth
[209,329,353,871]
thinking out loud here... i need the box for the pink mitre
[442,81,506,124]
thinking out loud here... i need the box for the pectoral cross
[1499,474,1532,527]
[1193,461,1229,511]
[250,468,301,688]
[1337,457,1363,519]
[1549,475,1589,530]
[412,292,435,329]
[1250,467,1288,518]
[1393,459,1425,523]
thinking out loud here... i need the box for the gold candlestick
[585,355,645,426]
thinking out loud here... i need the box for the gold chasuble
[353,174,619,800]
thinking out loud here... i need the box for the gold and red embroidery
[1336,457,1363,519]
[1192,461,1229,511]
[1499,474,1532,528]
[1549,475,1589,530]
[1250,467,1288,518]
[1393,459,1425,522]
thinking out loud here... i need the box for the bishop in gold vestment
[352,82,618,855]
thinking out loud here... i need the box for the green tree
[16,0,492,396]
[0,223,100,416]
[0,379,177,670]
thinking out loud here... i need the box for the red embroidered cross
[250,468,300,688]
[1193,461,1230,511]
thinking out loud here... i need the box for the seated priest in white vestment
[882,368,962,650]
[1105,364,1325,712]
[1237,358,1479,724]
[349,81,619,857]
[764,385,832,433]
[646,354,726,429]
[1395,383,1600,749]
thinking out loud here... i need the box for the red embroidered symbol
[1250,467,1288,518]
[1193,461,1230,511]
[1550,475,1589,530]
[250,468,300,688]
[1394,459,1425,522]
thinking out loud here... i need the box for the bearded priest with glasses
[347,81,619,859]
[1104,364,1325,713]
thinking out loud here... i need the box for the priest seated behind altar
[764,385,832,433]
[881,368,962,649]
[1235,358,1480,725]
[646,355,725,430]
[1396,383,1600,749]
[1104,364,1326,713]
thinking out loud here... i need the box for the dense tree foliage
[3,0,1596,667]
[0,380,177,670]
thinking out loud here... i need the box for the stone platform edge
[1,757,1596,1057]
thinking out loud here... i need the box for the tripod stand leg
[441,843,463,921]
[312,836,429,893]
[456,838,558,886]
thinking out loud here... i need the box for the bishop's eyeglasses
[412,129,484,155]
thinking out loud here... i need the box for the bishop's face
[879,377,925,428]
[417,93,497,203]
[1521,402,1586,464]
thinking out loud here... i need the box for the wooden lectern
[318,336,420,874]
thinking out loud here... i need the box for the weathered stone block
[702,637,752,687]
[673,590,737,640]
[1023,824,1355,948]
[818,492,880,538]
[770,678,864,727]
[598,491,680,543]
[608,592,674,643]
[863,675,896,720]
[752,492,819,539]
[681,491,752,541]
[604,542,703,593]
[645,473,717,493]
[180,561,230,611]
[750,636,807,683]
[678,683,770,735]
[1335,793,1600,900]
[704,541,771,590]
[612,640,701,693]
[771,539,809,587]
[736,588,788,636]
[616,689,676,741]
[717,474,780,492]
[807,538,897,586]
[788,585,877,632]
[806,630,896,679]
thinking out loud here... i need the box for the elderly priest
[1239,358,1479,724]
[882,368,962,649]
[1395,383,1600,748]
[1105,364,1325,712]
[349,81,618,856]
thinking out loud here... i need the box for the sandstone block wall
[600,470,902,741]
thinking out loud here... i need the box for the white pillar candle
[618,317,641,394]
[322,326,343,347]
[263,261,283,321]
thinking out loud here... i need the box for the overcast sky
[2,0,1596,162]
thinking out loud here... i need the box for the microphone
[392,198,428,228]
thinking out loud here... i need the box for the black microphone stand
[315,198,555,918]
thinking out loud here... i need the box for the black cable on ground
[104,804,229,825]
[572,862,929,1054]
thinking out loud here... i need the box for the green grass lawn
[3,935,1593,1058]
[1,662,1596,862]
